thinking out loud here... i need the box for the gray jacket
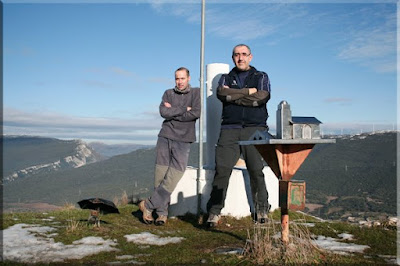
[158,85,201,143]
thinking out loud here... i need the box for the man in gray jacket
[139,67,200,226]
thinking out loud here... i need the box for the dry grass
[66,219,82,233]
[243,216,324,264]
[64,207,83,233]
[62,202,76,210]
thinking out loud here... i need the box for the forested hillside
[3,142,202,207]
[297,132,396,219]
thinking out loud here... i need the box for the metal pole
[197,0,205,215]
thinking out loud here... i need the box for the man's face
[175,70,190,90]
[232,46,252,71]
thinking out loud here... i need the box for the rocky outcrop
[4,140,100,182]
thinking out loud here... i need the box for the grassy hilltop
[2,202,396,265]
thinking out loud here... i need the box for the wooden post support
[241,137,335,247]
[281,207,289,245]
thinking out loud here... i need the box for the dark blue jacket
[217,66,270,127]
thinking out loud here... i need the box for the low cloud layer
[3,105,396,144]
[3,107,162,144]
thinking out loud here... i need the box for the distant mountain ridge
[88,142,154,158]
[3,132,397,221]
[3,135,104,182]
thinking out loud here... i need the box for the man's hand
[187,106,192,111]
[164,102,172,108]
[248,88,257,95]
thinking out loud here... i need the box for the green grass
[2,205,396,265]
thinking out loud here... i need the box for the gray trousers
[207,127,269,215]
[145,137,190,216]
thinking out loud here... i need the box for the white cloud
[337,27,396,73]
[3,107,163,144]
[150,2,200,21]
[150,3,325,42]
[83,66,171,91]
[334,5,396,72]
[150,3,396,72]
[110,66,139,78]
[324,98,353,104]
[338,29,395,59]
[208,17,275,42]
[4,107,160,129]
[82,67,140,89]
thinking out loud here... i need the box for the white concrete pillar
[205,63,230,168]
[169,167,279,218]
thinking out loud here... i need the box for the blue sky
[4,1,398,144]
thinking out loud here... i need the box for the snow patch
[124,232,184,246]
[313,235,369,254]
[3,223,119,263]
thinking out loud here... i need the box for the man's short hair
[232,44,252,57]
[175,67,190,77]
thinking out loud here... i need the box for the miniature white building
[277,101,322,140]
[291,117,322,139]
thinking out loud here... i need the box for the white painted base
[168,166,279,218]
